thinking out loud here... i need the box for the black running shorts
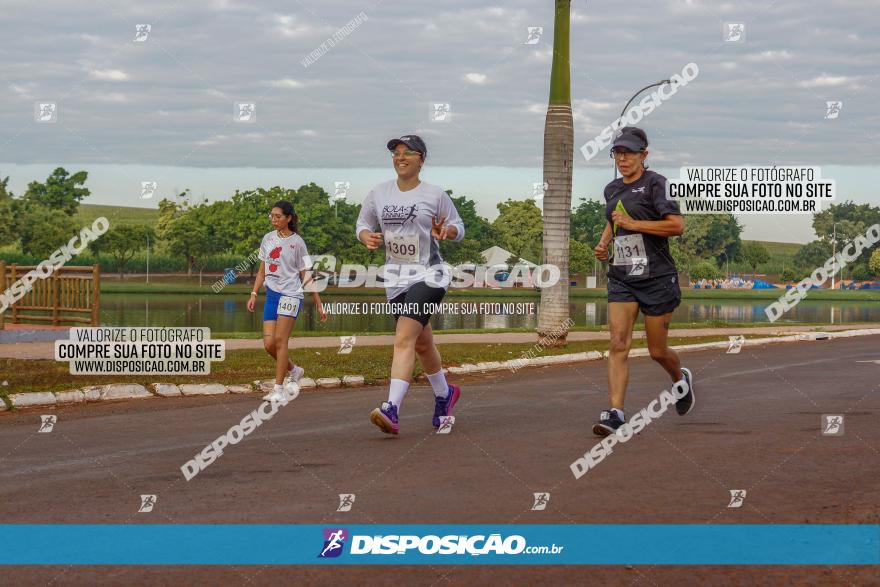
[607,273,681,316]
[389,281,447,326]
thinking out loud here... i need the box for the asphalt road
[2,335,878,585]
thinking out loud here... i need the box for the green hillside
[75,203,159,227]
[743,240,802,257]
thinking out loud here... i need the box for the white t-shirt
[355,180,465,299]
[259,231,310,297]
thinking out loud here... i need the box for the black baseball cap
[611,127,649,152]
[387,134,427,159]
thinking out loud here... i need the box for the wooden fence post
[0,260,5,330]
[52,272,60,326]
[10,264,17,324]
[91,264,101,326]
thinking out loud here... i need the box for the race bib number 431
[387,232,420,263]
[278,295,302,318]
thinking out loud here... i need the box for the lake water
[99,293,880,332]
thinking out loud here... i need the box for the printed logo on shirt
[382,204,420,228]
[632,186,646,194]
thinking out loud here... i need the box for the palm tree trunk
[538,0,573,347]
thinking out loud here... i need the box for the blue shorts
[263,287,303,321]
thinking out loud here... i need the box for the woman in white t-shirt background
[247,200,327,399]
[356,134,465,435]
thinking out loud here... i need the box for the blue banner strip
[0,525,877,565]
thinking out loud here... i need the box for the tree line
[1,168,878,281]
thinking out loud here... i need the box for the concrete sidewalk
[1,323,876,360]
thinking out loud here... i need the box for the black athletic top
[603,169,681,282]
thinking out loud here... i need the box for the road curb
[2,328,878,411]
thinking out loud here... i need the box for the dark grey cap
[611,127,648,152]
[387,134,427,158]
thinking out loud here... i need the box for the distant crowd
[690,277,754,289]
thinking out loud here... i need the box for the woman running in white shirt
[356,135,465,435]
[247,200,327,399]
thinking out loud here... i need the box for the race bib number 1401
[277,295,302,318]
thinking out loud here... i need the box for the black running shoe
[675,367,695,416]
[592,409,625,437]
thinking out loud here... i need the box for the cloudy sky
[1,0,877,243]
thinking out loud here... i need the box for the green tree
[0,175,18,247]
[793,240,832,270]
[740,241,770,278]
[690,261,723,281]
[669,238,692,275]
[570,197,605,246]
[813,201,880,245]
[17,206,72,258]
[870,249,880,278]
[23,167,90,216]
[96,225,152,278]
[569,238,591,274]
[811,201,880,280]
[440,192,496,265]
[678,214,741,264]
[539,0,574,346]
[492,199,543,263]
[157,200,223,278]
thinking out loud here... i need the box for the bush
[780,268,799,282]
[689,260,724,281]
[850,264,874,281]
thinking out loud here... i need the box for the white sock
[274,383,284,393]
[611,408,625,422]
[388,379,410,410]
[426,371,449,398]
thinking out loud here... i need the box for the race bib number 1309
[387,232,420,263]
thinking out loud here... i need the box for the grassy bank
[211,321,843,339]
[1,335,739,396]
[98,279,880,302]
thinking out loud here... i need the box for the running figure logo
[431,103,451,122]
[138,494,157,513]
[333,181,350,201]
[338,336,356,355]
[531,492,550,511]
[628,257,647,276]
[727,335,745,354]
[35,102,57,123]
[140,181,158,200]
[38,415,57,433]
[724,23,745,42]
[318,528,348,558]
[524,27,543,45]
[134,24,151,42]
[824,101,843,120]
[532,182,548,200]
[727,489,747,508]
[236,102,256,122]
[631,186,646,194]
[381,204,420,228]
[337,494,356,512]
[822,414,844,436]
[437,416,455,434]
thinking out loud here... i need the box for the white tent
[480,246,537,268]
